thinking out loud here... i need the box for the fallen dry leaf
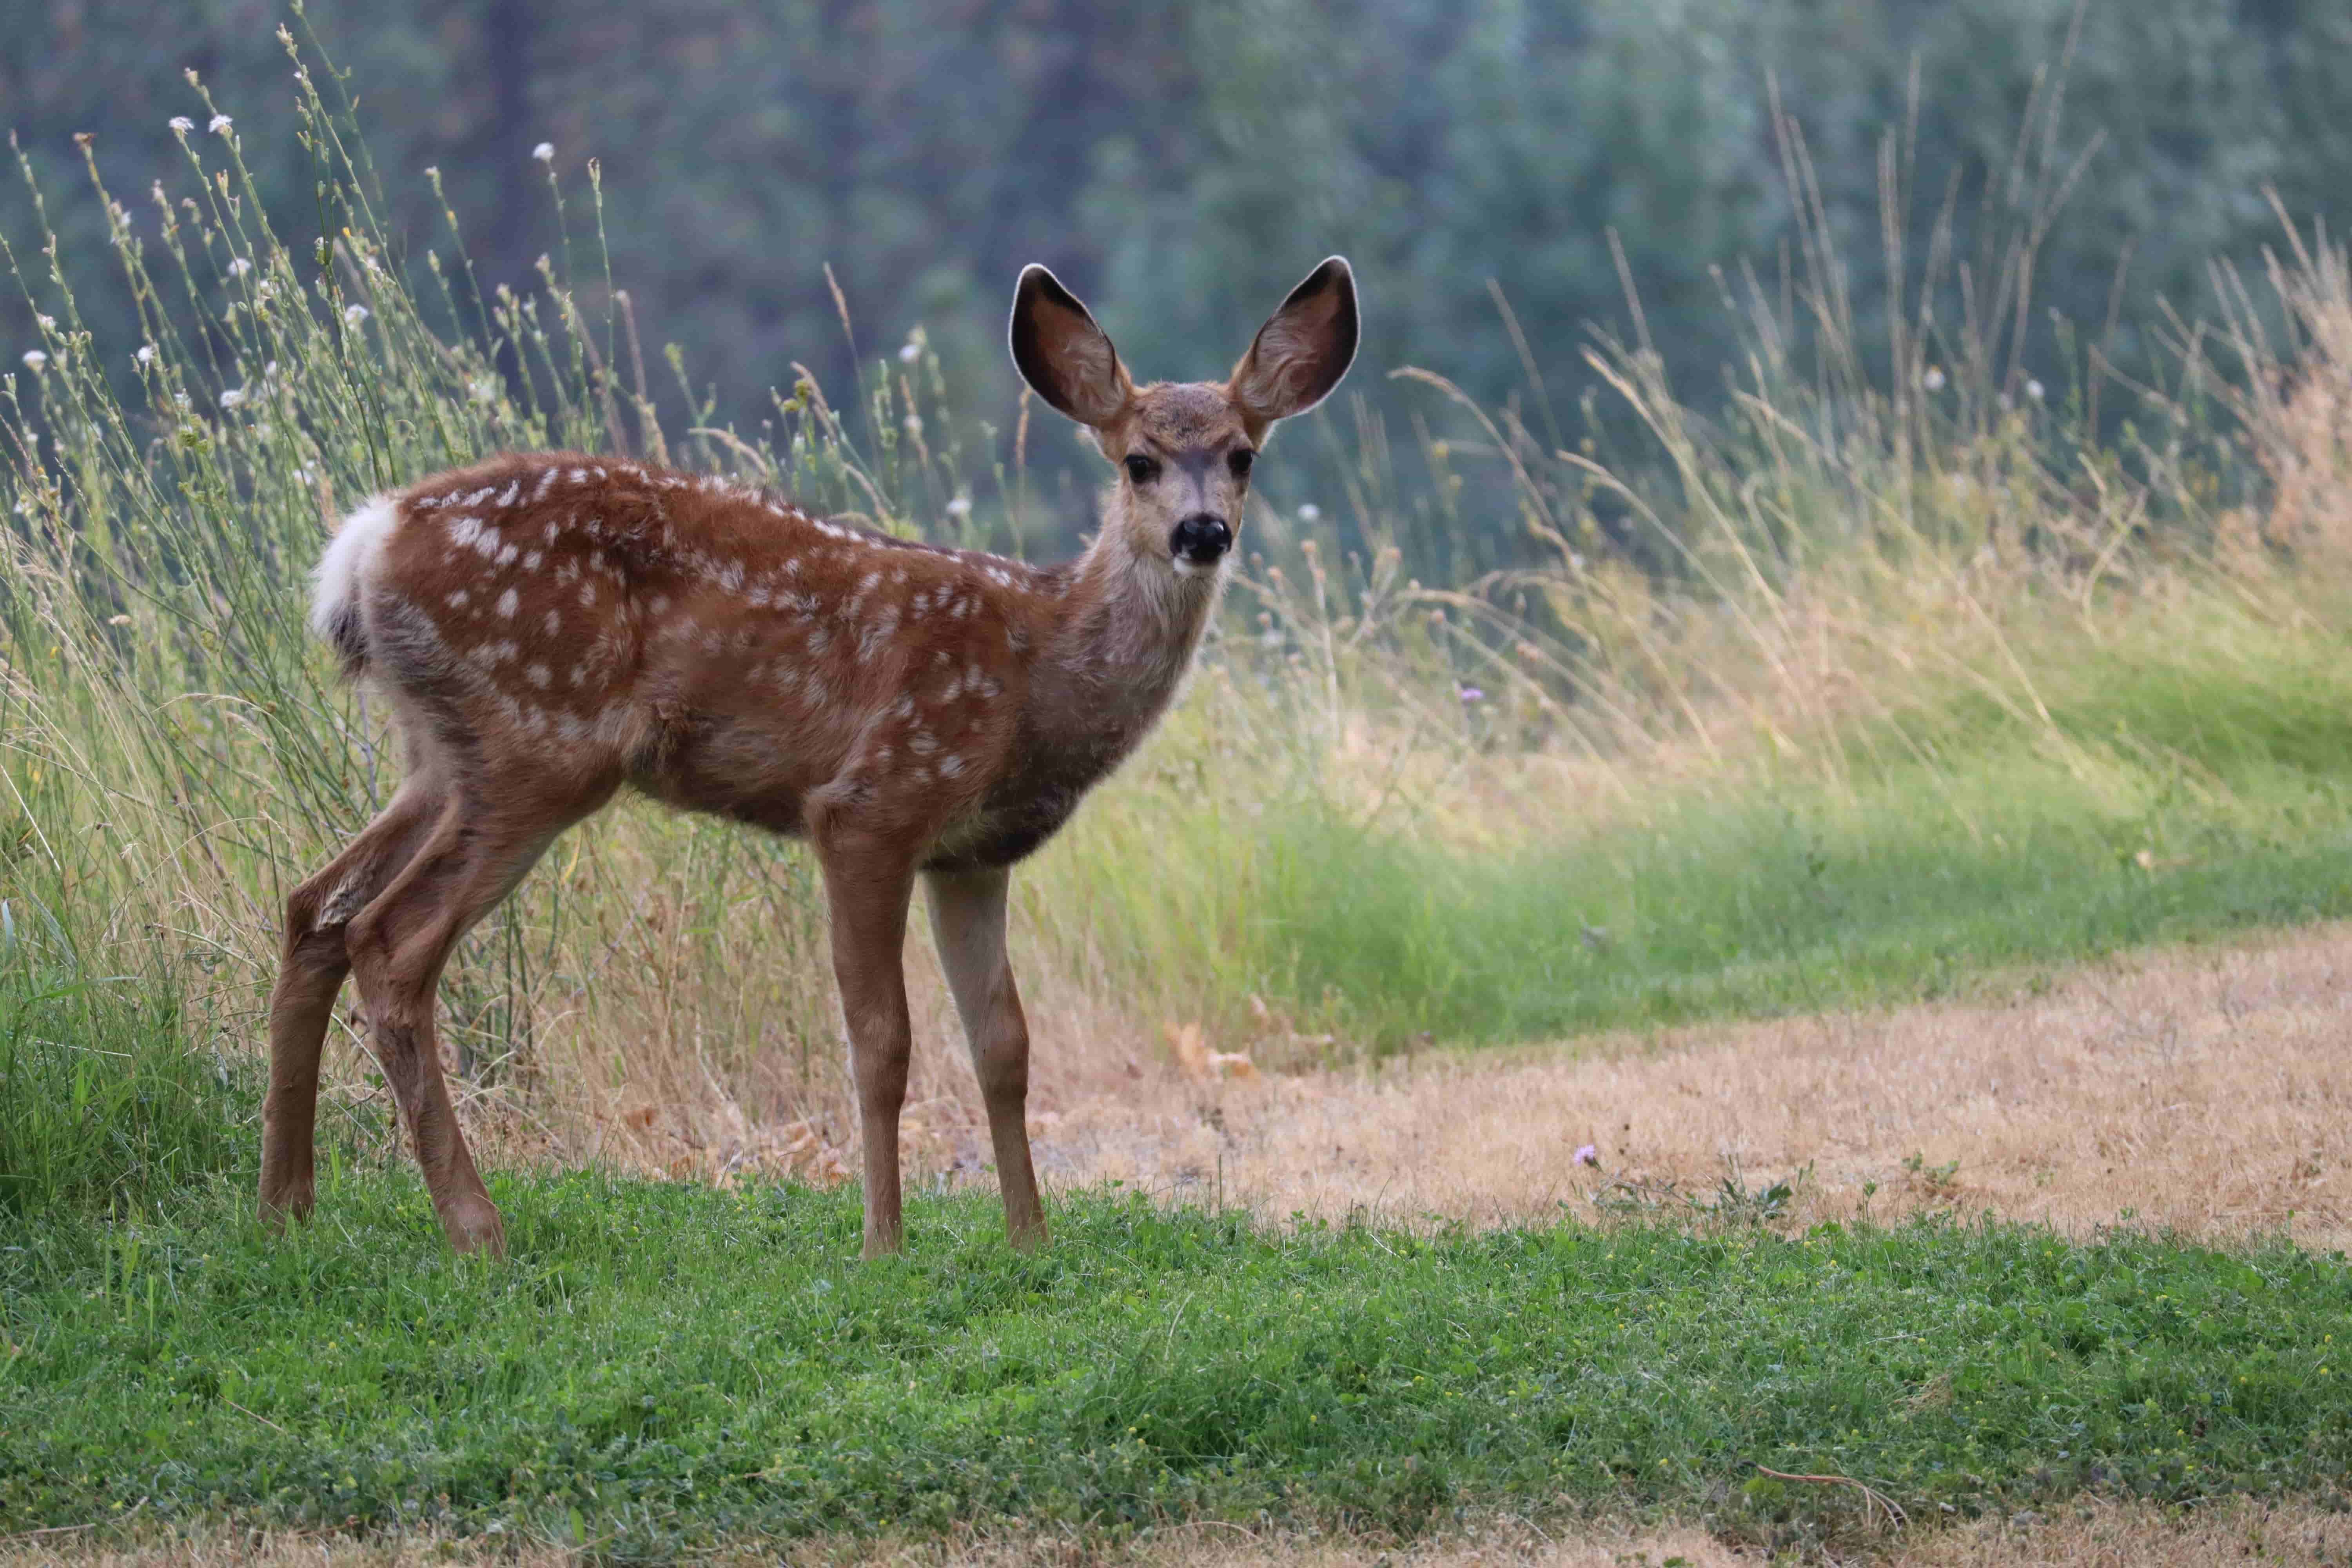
[1162,1020,1210,1080]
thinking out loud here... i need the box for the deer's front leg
[925,864,1047,1250]
[817,831,918,1258]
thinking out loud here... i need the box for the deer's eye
[1229,448,1256,479]
[1123,453,1160,484]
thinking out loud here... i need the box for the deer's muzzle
[1171,514,1231,566]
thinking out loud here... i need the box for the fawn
[263,257,1359,1258]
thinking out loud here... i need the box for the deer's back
[345,452,1050,847]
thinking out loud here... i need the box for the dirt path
[1022,925,2352,1247]
[14,1499,2348,1566]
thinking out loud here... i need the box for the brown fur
[260,260,1360,1259]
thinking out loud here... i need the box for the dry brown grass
[11,1498,2348,1566]
[1008,924,2352,1247]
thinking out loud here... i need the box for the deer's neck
[1028,507,1223,776]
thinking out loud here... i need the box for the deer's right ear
[1008,265,1133,429]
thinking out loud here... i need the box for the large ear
[1007,264,1134,429]
[1229,256,1360,435]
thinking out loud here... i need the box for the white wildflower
[20,350,46,371]
[1297,502,1321,522]
[1922,366,1947,392]
[898,341,920,364]
[227,257,252,278]
[169,116,194,133]
[903,413,923,436]
[2025,378,2045,403]
[219,387,246,409]
[468,376,498,405]
[36,315,54,332]
[343,303,371,326]
[208,114,232,135]
[135,344,156,365]
[532,142,555,163]
[944,494,973,518]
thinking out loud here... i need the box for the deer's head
[1008,257,1359,577]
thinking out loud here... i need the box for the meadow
[5,39,2352,1563]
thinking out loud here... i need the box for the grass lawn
[1134,626,2352,1048]
[4,1173,2347,1557]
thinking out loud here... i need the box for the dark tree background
[5,0,2347,559]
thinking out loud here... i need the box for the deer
[260,257,1359,1259]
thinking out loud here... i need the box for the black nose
[1171,514,1231,564]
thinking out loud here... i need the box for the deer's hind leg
[260,778,447,1229]
[343,780,607,1256]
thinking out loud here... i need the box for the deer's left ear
[1229,256,1360,438]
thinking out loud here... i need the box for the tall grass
[0,939,249,1221]
[7,32,2352,1191]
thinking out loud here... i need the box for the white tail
[308,492,399,662]
[260,258,1360,1258]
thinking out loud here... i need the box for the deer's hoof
[442,1197,508,1259]
[258,1181,316,1232]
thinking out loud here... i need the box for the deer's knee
[281,882,347,966]
[291,856,384,947]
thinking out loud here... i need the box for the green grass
[0,948,253,1220]
[1082,682,2352,1048]
[1242,768,2352,1048]
[4,1172,2348,1555]
[1073,632,2352,1048]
